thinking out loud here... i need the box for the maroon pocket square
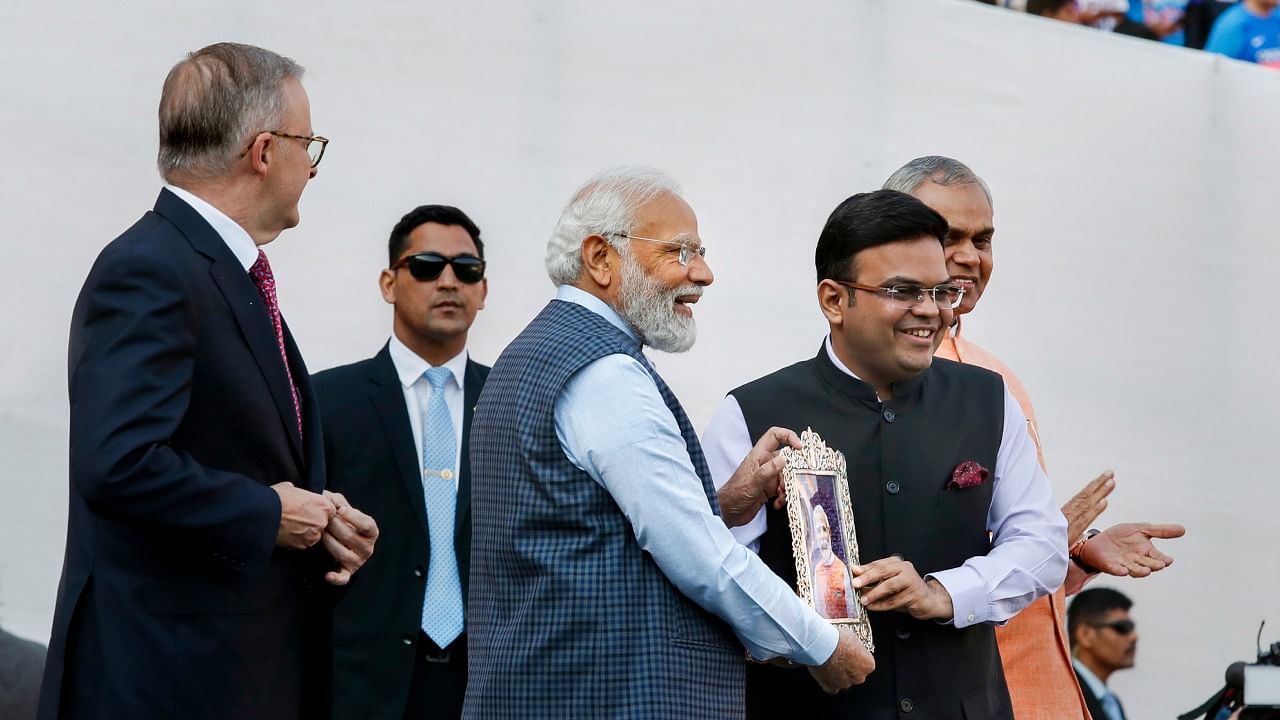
[947,461,989,490]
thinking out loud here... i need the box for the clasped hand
[272,483,379,586]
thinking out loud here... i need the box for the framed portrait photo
[779,428,874,653]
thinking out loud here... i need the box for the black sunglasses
[1089,619,1136,635]
[391,253,486,284]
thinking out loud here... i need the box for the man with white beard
[463,168,874,719]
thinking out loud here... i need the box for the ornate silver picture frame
[779,428,874,653]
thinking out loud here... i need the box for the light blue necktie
[1100,691,1123,720]
[419,367,463,647]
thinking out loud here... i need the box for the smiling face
[615,192,713,352]
[821,236,953,397]
[380,221,487,363]
[909,181,993,316]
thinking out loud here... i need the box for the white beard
[618,247,699,353]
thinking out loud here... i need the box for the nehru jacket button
[895,627,910,640]
[900,698,914,713]
[882,408,895,423]
[885,481,900,494]
[413,567,425,578]
[402,634,414,646]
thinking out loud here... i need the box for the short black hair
[1067,587,1133,648]
[388,204,484,266]
[1027,0,1075,16]
[814,189,949,283]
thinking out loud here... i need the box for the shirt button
[413,567,425,578]
[885,481,900,494]
[882,408,895,423]
[967,612,976,623]
[895,627,911,640]
[402,635,414,646]
[900,698,914,713]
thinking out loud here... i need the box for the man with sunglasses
[702,189,1067,718]
[1068,588,1138,720]
[314,205,488,720]
[41,43,378,720]
[465,168,873,719]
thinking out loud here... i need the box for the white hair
[545,167,682,286]
[882,155,993,209]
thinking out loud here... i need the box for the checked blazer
[464,299,744,720]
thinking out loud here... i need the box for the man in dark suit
[315,205,489,720]
[1069,588,1137,720]
[39,43,377,720]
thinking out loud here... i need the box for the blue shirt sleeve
[1205,9,1246,59]
[554,352,838,665]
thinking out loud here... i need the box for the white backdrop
[2,1,1277,716]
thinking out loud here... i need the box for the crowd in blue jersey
[977,0,1280,69]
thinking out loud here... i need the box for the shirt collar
[824,335,864,382]
[555,285,640,344]
[1072,659,1110,698]
[164,184,259,271]
[388,334,469,390]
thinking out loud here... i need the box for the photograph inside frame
[780,428,874,653]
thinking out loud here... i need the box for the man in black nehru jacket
[701,189,1067,719]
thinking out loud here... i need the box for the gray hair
[157,42,304,181]
[545,167,682,286]
[882,155,993,209]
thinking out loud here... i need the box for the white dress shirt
[701,336,1067,629]
[164,184,258,271]
[552,285,838,665]
[389,335,468,490]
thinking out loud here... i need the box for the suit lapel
[367,346,430,540]
[455,359,482,543]
[283,319,322,484]
[154,189,306,467]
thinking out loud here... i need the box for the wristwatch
[1068,528,1102,574]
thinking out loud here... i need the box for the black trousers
[402,633,467,720]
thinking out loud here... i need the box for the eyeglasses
[1089,619,1136,635]
[270,131,328,168]
[834,280,965,311]
[608,233,707,266]
[391,252,486,284]
[241,131,329,168]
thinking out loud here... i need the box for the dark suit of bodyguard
[316,350,486,720]
[317,205,490,720]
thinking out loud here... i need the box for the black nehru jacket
[733,346,1013,720]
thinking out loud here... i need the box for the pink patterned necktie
[249,249,303,437]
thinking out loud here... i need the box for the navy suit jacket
[314,346,487,720]
[39,189,332,720]
[1074,666,1127,720]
